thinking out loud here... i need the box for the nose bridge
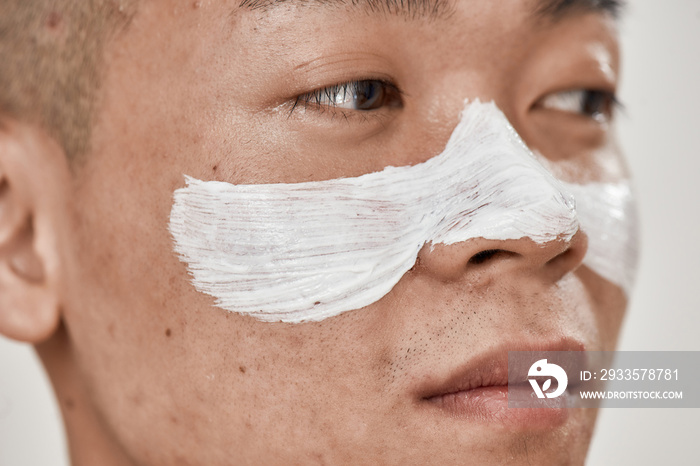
[416,100,585,283]
[426,100,579,246]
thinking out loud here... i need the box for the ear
[0,118,69,343]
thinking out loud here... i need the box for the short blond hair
[0,1,135,160]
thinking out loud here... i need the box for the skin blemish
[129,392,144,407]
[165,328,172,337]
[239,366,247,374]
[45,11,63,31]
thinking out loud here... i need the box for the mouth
[416,337,586,430]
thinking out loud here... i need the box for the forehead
[221,0,621,69]
[115,0,620,68]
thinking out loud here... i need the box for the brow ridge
[238,0,455,21]
[535,0,625,20]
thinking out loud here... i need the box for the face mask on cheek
[169,100,638,323]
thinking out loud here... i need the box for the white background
[1,0,699,464]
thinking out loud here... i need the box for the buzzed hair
[0,1,135,160]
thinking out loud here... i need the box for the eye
[539,89,621,123]
[293,79,403,113]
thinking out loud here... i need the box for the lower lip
[423,385,570,430]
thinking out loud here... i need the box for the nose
[408,100,588,289]
[416,228,588,286]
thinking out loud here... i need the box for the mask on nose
[169,100,638,323]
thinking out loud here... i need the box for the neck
[36,324,137,466]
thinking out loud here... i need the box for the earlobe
[0,122,64,343]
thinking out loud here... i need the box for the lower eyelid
[286,98,393,127]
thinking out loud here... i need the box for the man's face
[57,0,628,463]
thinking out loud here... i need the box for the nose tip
[417,227,588,285]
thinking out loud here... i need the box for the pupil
[583,91,608,118]
[354,81,383,110]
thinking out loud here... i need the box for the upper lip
[417,337,586,400]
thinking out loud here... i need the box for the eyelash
[291,79,403,116]
[291,81,621,124]
[539,89,622,122]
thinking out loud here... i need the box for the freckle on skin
[165,328,172,337]
[130,393,143,407]
[46,12,62,30]
[65,398,75,410]
[239,366,246,374]
[212,164,218,172]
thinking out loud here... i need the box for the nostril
[468,249,502,265]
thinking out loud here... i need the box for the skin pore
[0,0,630,465]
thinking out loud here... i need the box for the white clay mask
[169,100,638,323]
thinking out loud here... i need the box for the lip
[417,337,586,430]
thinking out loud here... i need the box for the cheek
[168,100,638,327]
[169,101,580,323]
[565,181,639,295]
[62,136,227,414]
[579,265,629,350]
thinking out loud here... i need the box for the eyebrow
[238,0,454,20]
[536,0,625,19]
[238,0,624,21]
